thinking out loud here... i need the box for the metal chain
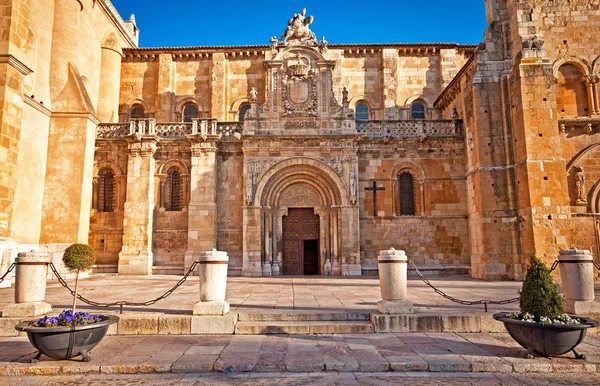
[0,263,16,284]
[48,261,199,314]
[408,259,562,312]
[594,260,600,271]
[408,260,519,312]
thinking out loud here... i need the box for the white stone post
[2,253,53,317]
[559,248,600,315]
[193,249,230,315]
[377,248,413,314]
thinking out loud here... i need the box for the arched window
[355,102,369,120]
[411,101,426,120]
[398,172,415,216]
[182,103,198,122]
[556,63,588,117]
[98,168,115,213]
[239,104,251,121]
[166,167,183,211]
[129,104,145,120]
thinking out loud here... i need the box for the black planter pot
[15,315,118,362]
[493,312,598,359]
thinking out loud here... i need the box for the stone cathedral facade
[1,1,600,281]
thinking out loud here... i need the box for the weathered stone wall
[119,45,473,124]
[358,139,469,267]
[1,0,136,246]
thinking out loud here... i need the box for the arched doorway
[243,157,360,276]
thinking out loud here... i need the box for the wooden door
[282,208,320,275]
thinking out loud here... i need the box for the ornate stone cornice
[0,54,33,75]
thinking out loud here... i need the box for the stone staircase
[235,311,374,335]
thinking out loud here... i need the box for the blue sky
[111,1,488,48]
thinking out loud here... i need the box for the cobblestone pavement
[2,333,600,377]
[5,372,600,386]
[0,274,535,315]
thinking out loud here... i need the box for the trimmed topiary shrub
[62,243,96,313]
[63,243,95,271]
[519,256,563,321]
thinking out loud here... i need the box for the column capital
[190,141,218,157]
[126,138,157,157]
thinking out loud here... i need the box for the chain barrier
[408,260,559,312]
[0,263,16,285]
[48,261,199,314]
[594,260,600,271]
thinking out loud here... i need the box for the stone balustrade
[97,119,462,139]
[356,119,462,138]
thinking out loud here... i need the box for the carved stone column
[118,138,158,275]
[331,206,341,275]
[272,207,287,275]
[184,140,218,270]
[583,76,595,116]
[592,75,600,115]
[262,206,272,276]
[314,207,330,275]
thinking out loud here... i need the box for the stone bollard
[558,248,600,315]
[193,249,230,315]
[377,248,413,314]
[2,252,53,317]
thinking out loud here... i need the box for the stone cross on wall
[364,180,385,216]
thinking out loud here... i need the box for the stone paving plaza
[0,274,599,385]
[1,274,530,315]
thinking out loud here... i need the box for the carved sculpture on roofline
[279,8,318,46]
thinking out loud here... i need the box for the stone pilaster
[118,138,157,275]
[156,53,173,122]
[184,140,218,269]
[381,48,398,119]
[210,53,227,121]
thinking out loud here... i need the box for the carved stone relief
[279,184,322,207]
[323,156,343,175]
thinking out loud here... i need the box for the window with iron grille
[98,168,115,212]
[398,172,415,216]
[167,167,183,211]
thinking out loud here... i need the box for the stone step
[235,320,375,335]
[238,311,370,322]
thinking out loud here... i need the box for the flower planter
[493,312,598,359]
[15,315,118,362]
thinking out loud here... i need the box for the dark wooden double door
[282,208,320,275]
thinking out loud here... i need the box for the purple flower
[35,310,101,327]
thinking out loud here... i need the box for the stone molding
[23,95,51,117]
[52,111,100,125]
[0,54,33,75]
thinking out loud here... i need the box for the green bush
[62,243,95,271]
[519,256,563,321]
